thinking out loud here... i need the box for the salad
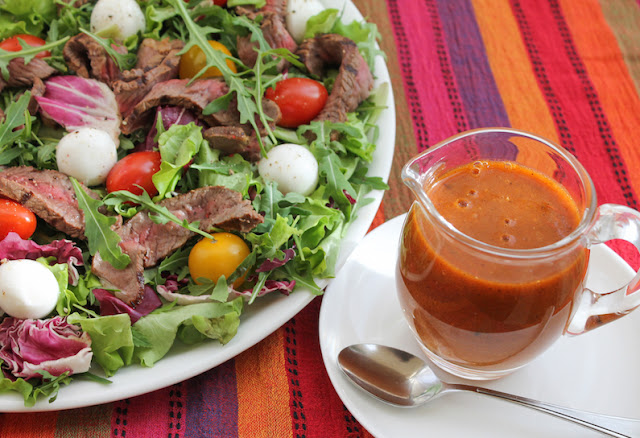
[0,0,388,406]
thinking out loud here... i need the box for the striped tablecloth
[4,0,640,436]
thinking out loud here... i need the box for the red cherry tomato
[106,151,162,196]
[0,34,50,58]
[264,78,328,128]
[0,199,37,241]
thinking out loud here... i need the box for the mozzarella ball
[286,0,326,43]
[258,143,319,196]
[90,0,146,41]
[0,260,60,319]
[56,127,118,186]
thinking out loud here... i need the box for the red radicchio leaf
[93,286,162,324]
[35,76,122,145]
[230,280,295,299]
[137,106,202,152]
[343,190,356,205]
[0,316,92,379]
[0,232,84,285]
[255,248,296,273]
[161,274,189,292]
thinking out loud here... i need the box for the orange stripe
[0,412,57,438]
[471,0,559,143]
[367,200,387,232]
[559,0,640,193]
[235,328,291,438]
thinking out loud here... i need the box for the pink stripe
[111,384,186,437]
[387,0,462,149]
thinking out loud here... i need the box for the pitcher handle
[567,204,640,335]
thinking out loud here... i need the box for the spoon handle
[451,384,638,437]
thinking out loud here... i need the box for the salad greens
[0,0,388,406]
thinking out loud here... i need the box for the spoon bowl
[338,344,640,437]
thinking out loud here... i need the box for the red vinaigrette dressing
[397,160,590,370]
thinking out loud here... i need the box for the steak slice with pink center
[91,186,264,306]
[0,166,99,239]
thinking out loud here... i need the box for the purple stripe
[184,359,238,437]
[435,0,511,129]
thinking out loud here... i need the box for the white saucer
[319,214,640,438]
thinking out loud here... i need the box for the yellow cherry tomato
[179,40,237,79]
[188,232,250,288]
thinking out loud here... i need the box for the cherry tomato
[264,78,328,128]
[179,40,237,79]
[0,199,37,241]
[106,151,162,196]
[188,232,251,288]
[0,34,50,58]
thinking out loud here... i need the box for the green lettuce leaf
[0,0,56,38]
[153,123,204,198]
[132,298,243,367]
[178,311,240,345]
[68,313,134,377]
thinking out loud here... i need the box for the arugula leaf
[31,370,72,404]
[316,146,356,214]
[246,214,298,260]
[156,246,191,282]
[75,373,112,385]
[0,92,32,149]
[70,177,131,269]
[253,181,305,222]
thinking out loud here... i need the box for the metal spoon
[338,344,640,437]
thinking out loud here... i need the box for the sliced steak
[236,0,286,18]
[0,58,56,93]
[28,77,47,115]
[202,126,262,162]
[236,11,297,70]
[297,34,374,124]
[63,33,122,84]
[209,96,281,135]
[121,78,229,134]
[112,38,184,117]
[136,38,184,70]
[0,166,99,239]
[91,186,264,306]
